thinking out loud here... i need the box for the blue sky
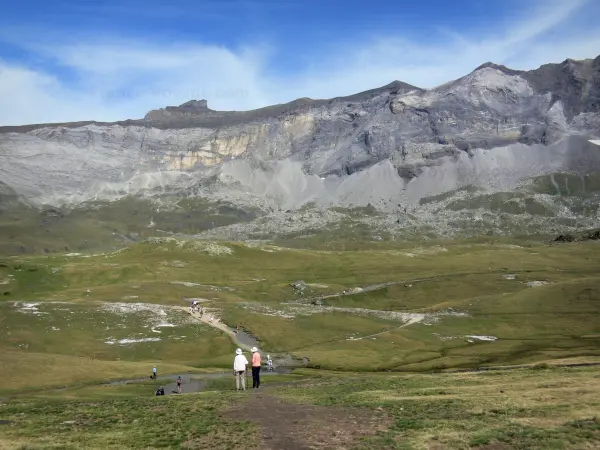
[0,0,599,125]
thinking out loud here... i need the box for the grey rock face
[0,181,21,211]
[0,56,599,216]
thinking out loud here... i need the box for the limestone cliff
[0,56,599,211]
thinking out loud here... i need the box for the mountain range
[1,55,599,253]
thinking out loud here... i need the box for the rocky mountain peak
[472,62,522,76]
[179,99,209,109]
[383,80,421,92]
[521,56,600,120]
[144,98,219,122]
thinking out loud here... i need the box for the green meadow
[1,235,599,448]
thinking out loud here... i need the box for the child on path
[176,376,183,393]
[233,348,249,391]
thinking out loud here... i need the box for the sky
[0,0,599,125]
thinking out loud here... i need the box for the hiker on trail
[176,376,183,394]
[267,354,273,372]
[152,366,157,379]
[155,386,165,396]
[233,348,249,391]
[251,347,261,388]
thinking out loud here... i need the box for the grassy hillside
[1,237,599,376]
[0,196,259,255]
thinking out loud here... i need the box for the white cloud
[0,0,598,126]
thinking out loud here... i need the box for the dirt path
[290,271,496,304]
[224,392,391,450]
[178,306,307,368]
[293,267,593,305]
[175,306,261,353]
[347,315,424,341]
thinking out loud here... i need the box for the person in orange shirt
[251,347,261,388]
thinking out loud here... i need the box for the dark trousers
[252,366,261,388]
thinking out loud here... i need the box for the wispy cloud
[0,0,598,125]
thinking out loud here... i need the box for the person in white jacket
[233,348,249,391]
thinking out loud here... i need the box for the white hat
[236,348,242,355]
[251,347,258,353]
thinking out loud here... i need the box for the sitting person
[155,386,165,396]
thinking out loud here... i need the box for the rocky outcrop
[551,229,600,244]
[0,182,21,211]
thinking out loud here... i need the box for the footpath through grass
[0,366,599,449]
[270,366,600,449]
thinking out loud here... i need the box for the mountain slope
[0,56,599,251]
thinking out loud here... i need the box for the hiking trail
[224,392,391,450]
[174,306,260,352]
[177,305,307,369]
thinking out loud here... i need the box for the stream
[0,367,294,402]
[182,306,309,369]
[143,368,293,395]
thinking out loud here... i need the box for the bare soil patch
[224,393,391,449]
[473,444,514,450]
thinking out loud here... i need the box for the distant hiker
[176,376,183,394]
[155,386,165,396]
[267,354,273,372]
[251,347,261,388]
[233,348,249,391]
[152,366,157,379]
